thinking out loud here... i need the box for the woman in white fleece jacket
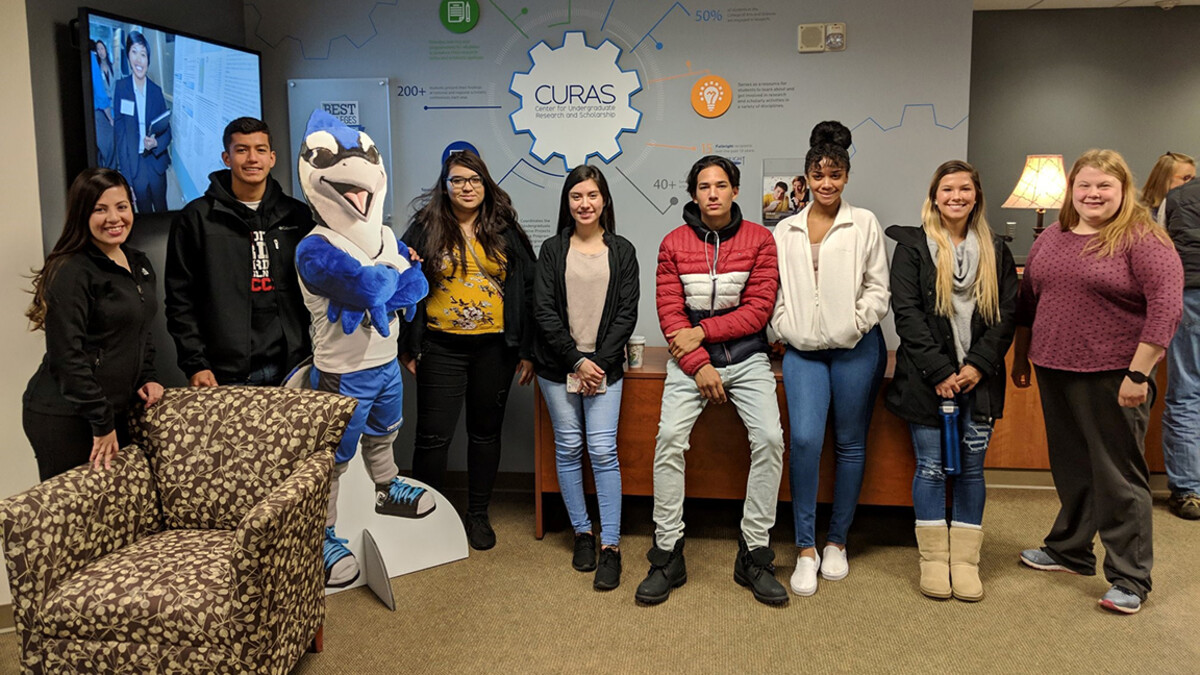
[771,121,890,598]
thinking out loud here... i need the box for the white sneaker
[820,544,848,580]
[790,552,820,596]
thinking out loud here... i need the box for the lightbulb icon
[691,75,731,118]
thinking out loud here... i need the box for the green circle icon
[440,0,480,33]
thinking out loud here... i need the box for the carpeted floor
[2,487,1196,674]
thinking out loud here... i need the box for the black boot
[734,535,788,606]
[593,546,622,591]
[635,538,687,604]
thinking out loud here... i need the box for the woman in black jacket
[399,150,536,550]
[885,160,1017,602]
[533,165,638,590]
[23,168,163,480]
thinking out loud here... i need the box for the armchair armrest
[0,446,162,645]
[230,450,334,667]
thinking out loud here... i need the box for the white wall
[0,0,50,607]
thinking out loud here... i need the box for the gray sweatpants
[652,353,785,550]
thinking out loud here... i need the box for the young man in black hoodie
[166,117,314,386]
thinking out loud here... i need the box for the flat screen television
[79,7,263,213]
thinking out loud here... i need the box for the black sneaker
[734,535,788,606]
[1168,493,1200,520]
[375,478,436,518]
[573,532,597,571]
[465,512,496,551]
[594,547,622,591]
[634,538,686,605]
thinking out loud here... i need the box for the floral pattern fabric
[1,386,355,674]
[425,239,506,334]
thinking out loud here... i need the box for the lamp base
[1032,209,1047,238]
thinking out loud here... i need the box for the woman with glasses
[533,165,638,590]
[400,150,536,550]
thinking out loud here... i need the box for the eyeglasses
[448,176,484,189]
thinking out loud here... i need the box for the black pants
[410,332,517,514]
[23,408,131,482]
[1035,366,1154,599]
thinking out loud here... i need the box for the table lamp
[1002,154,1067,238]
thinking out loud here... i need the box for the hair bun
[809,121,852,150]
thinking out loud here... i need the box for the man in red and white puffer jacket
[634,156,788,608]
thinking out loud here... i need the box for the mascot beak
[322,178,374,219]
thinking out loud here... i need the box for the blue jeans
[1163,288,1200,497]
[784,326,887,549]
[538,376,624,547]
[907,393,993,525]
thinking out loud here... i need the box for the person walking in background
[23,168,163,481]
[635,155,788,607]
[886,160,1018,602]
[112,31,171,213]
[533,165,639,591]
[770,121,890,598]
[1014,149,1183,614]
[166,117,314,387]
[1140,151,1194,225]
[1162,157,1200,521]
[401,150,536,551]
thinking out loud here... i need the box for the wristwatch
[1124,369,1150,384]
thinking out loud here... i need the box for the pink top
[1016,222,1183,372]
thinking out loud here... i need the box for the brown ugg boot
[949,526,984,602]
[915,525,951,599]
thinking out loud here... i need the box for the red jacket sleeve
[656,232,712,375]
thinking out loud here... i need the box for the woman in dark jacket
[23,168,163,480]
[886,160,1017,602]
[399,150,536,551]
[533,165,638,591]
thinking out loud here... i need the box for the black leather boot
[734,535,788,606]
[634,538,686,604]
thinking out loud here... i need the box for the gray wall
[969,7,1200,261]
[26,0,248,386]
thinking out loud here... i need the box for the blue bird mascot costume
[296,110,432,588]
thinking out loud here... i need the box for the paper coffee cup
[627,335,646,368]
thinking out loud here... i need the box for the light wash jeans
[1163,288,1200,497]
[652,352,785,550]
[907,393,993,526]
[783,326,887,549]
[538,376,624,547]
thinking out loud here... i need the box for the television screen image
[81,8,263,213]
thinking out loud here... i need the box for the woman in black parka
[886,160,1018,603]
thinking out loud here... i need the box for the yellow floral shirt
[426,238,506,334]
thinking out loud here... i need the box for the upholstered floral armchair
[0,386,356,674]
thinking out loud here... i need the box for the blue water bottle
[940,399,961,476]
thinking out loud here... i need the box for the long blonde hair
[1059,149,1171,258]
[920,160,1001,325]
[1140,151,1194,210]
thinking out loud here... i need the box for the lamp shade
[1002,154,1067,210]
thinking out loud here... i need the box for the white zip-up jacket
[770,200,890,350]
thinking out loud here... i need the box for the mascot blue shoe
[295,109,433,588]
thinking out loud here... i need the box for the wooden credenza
[532,347,1168,538]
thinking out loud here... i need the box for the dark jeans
[410,331,517,514]
[1035,366,1154,600]
[23,408,131,481]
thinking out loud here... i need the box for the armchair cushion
[129,386,355,530]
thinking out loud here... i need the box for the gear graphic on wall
[509,31,642,169]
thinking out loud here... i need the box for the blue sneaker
[1099,585,1141,614]
[324,526,359,588]
[1019,549,1079,574]
[375,477,436,518]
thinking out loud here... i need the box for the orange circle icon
[691,75,731,118]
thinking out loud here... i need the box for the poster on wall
[762,158,808,226]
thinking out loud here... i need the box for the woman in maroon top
[1012,149,1183,615]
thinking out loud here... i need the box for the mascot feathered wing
[295,109,432,589]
